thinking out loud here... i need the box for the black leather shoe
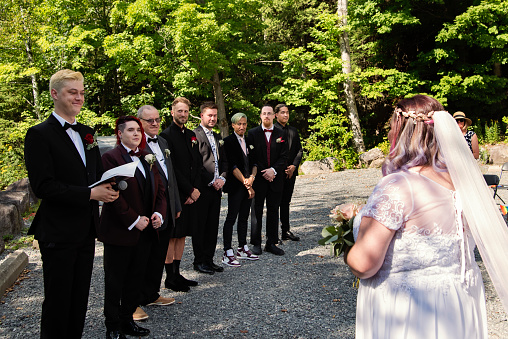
[282,231,300,241]
[165,277,190,292]
[251,245,262,255]
[209,262,224,272]
[106,330,126,339]
[120,320,150,337]
[177,274,198,287]
[264,243,285,255]
[193,263,215,275]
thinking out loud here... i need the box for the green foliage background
[1,0,508,188]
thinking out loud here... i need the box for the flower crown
[394,108,448,124]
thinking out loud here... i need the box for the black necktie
[129,150,141,157]
[148,137,158,143]
[63,122,80,132]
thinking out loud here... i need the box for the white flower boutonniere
[249,145,254,150]
[276,137,285,143]
[218,140,224,147]
[164,149,171,158]
[84,132,98,150]
[145,154,156,170]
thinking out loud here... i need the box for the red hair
[114,116,146,150]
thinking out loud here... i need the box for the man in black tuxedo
[99,116,166,339]
[274,104,303,241]
[160,97,202,287]
[247,104,288,255]
[24,69,119,339]
[221,113,258,267]
[137,105,181,315]
[192,101,228,274]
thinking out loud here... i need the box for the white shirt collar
[53,111,76,127]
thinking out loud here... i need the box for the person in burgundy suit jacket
[98,116,166,339]
[24,69,119,339]
[192,101,228,274]
[246,104,288,256]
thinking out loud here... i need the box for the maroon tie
[264,131,271,167]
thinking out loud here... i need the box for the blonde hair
[49,69,84,92]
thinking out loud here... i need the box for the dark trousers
[250,180,282,246]
[223,187,251,251]
[103,229,153,331]
[139,227,171,305]
[39,236,95,339]
[280,175,296,233]
[192,187,221,265]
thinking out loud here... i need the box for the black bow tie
[63,122,80,132]
[129,150,141,157]
[148,137,158,143]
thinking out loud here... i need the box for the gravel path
[1,168,507,338]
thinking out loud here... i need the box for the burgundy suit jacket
[98,145,166,246]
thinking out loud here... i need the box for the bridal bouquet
[319,202,363,257]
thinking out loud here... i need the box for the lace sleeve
[354,173,412,239]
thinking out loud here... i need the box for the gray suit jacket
[193,125,228,190]
[146,135,182,231]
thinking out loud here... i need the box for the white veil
[434,111,508,312]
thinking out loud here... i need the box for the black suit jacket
[246,125,288,192]
[160,122,202,202]
[98,145,166,246]
[24,114,103,243]
[145,136,182,230]
[222,133,251,194]
[275,122,303,176]
[193,125,228,190]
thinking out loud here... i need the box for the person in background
[274,104,303,241]
[453,111,479,159]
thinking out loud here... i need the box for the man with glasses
[247,104,288,255]
[136,105,182,320]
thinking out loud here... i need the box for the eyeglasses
[140,118,161,124]
[456,119,465,123]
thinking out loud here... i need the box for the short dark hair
[200,101,218,113]
[274,104,288,114]
[115,116,146,150]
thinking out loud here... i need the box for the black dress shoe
[282,231,300,241]
[264,243,285,255]
[208,262,224,272]
[193,263,215,275]
[106,330,126,339]
[177,274,199,286]
[251,245,262,255]
[165,277,190,292]
[120,320,150,337]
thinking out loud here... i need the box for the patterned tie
[206,130,219,179]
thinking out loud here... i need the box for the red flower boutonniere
[84,132,98,150]
[191,136,198,147]
[276,137,285,143]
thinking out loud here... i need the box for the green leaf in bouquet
[344,238,355,246]
[318,236,332,246]
[321,226,337,237]
[326,234,339,244]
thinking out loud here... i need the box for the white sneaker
[236,245,259,260]
[222,249,241,267]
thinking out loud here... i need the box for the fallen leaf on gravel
[16,307,23,310]
[333,299,340,302]
[281,309,288,312]
[240,330,248,333]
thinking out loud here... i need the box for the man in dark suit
[222,113,258,267]
[137,105,181,317]
[247,104,288,255]
[160,97,202,286]
[99,116,166,339]
[24,69,119,339]
[192,101,228,274]
[275,104,303,241]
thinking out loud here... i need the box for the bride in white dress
[345,95,508,339]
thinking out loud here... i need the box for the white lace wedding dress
[353,170,487,339]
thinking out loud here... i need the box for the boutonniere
[249,145,254,150]
[276,137,285,143]
[84,132,98,150]
[191,136,198,147]
[218,140,224,147]
[164,149,171,158]
[145,154,156,170]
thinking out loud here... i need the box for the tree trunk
[337,0,365,153]
[212,69,229,138]
[20,7,40,120]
